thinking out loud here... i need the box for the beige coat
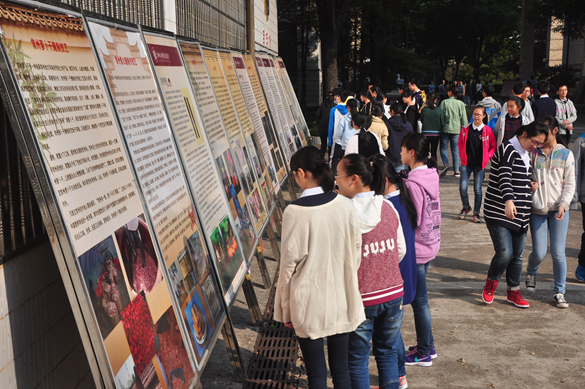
[368,116,389,150]
[274,194,365,339]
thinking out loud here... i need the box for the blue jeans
[349,298,404,389]
[486,221,528,288]
[527,211,570,293]
[298,333,350,389]
[440,133,459,172]
[411,262,434,356]
[459,165,485,214]
[464,96,471,106]
[393,163,407,173]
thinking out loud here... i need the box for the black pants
[319,126,329,158]
[425,135,440,162]
[576,203,585,267]
[298,332,351,389]
[565,132,572,146]
[330,144,345,175]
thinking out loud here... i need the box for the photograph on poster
[178,249,197,293]
[168,261,187,305]
[120,293,157,378]
[115,216,162,296]
[248,189,265,222]
[114,355,137,389]
[186,230,208,281]
[210,216,243,291]
[201,276,222,323]
[155,307,196,389]
[184,289,212,359]
[79,236,132,339]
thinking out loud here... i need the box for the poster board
[241,53,287,184]
[86,18,228,374]
[254,54,295,163]
[140,31,250,309]
[0,2,198,387]
[176,40,258,266]
[274,56,311,143]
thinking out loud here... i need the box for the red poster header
[147,44,183,67]
[255,56,263,67]
[233,56,245,69]
[262,58,271,67]
[278,60,285,69]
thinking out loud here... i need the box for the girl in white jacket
[525,116,575,308]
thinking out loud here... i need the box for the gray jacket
[571,135,585,209]
[555,98,577,135]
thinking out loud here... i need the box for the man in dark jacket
[532,80,557,119]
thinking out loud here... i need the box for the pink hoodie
[404,167,441,264]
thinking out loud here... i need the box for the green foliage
[532,1,585,39]
[535,65,579,90]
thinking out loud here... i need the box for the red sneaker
[507,290,529,308]
[482,279,498,304]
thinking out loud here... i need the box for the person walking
[439,86,467,177]
[525,116,575,308]
[493,96,531,147]
[428,80,435,94]
[274,146,364,389]
[474,84,501,129]
[555,84,577,145]
[481,122,549,308]
[420,93,448,163]
[532,80,556,119]
[336,154,406,389]
[344,113,385,158]
[366,102,389,152]
[457,106,497,223]
[400,133,441,367]
[500,82,534,124]
[328,89,350,173]
[315,93,335,157]
[386,102,413,173]
[402,89,420,132]
[438,80,447,103]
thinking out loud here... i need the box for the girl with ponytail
[336,154,407,389]
[274,146,364,389]
[399,132,441,367]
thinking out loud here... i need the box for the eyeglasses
[335,174,349,180]
[529,138,544,148]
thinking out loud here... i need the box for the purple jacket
[404,167,441,263]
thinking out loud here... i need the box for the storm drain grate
[243,268,299,389]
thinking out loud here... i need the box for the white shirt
[300,186,325,198]
[472,123,485,131]
[344,129,385,156]
[412,165,428,171]
[384,189,401,199]
[509,136,530,172]
[353,191,375,199]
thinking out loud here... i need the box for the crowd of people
[278,78,582,389]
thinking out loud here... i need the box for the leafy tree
[532,2,585,39]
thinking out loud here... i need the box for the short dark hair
[340,90,351,101]
[512,82,526,96]
[402,89,413,99]
[483,84,495,97]
[332,87,343,97]
[449,85,459,95]
[536,80,550,94]
[360,89,369,98]
[352,112,367,128]
[409,78,418,86]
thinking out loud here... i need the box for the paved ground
[200,107,585,389]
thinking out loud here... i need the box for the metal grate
[58,0,164,29]
[243,268,299,389]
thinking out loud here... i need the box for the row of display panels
[0,0,310,388]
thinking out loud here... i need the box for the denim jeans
[459,165,485,214]
[393,163,408,173]
[410,262,434,356]
[486,221,528,288]
[298,333,351,389]
[527,211,570,293]
[579,203,585,268]
[440,133,459,172]
[348,298,404,389]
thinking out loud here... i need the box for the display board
[261,53,306,148]
[231,52,282,193]
[254,54,294,163]
[141,32,250,310]
[218,50,276,215]
[0,2,197,388]
[177,40,258,262]
[275,56,311,143]
[241,53,287,184]
[201,47,268,234]
[86,19,228,376]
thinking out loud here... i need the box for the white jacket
[555,98,577,135]
[531,144,576,214]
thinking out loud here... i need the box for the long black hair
[340,153,386,193]
[401,132,438,169]
[346,98,359,118]
[390,102,407,124]
[426,93,437,109]
[369,154,418,228]
[366,102,385,129]
[290,146,335,193]
[507,96,524,113]
[541,115,568,147]
[513,120,549,140]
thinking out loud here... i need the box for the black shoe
[439,165,449,178]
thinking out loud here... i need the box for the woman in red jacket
[457,106,497,223]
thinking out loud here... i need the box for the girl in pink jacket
[457,106,497,223]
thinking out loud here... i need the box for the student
[274,146,364,389]
[386,102,413,172]
[481,122,549,308]
[400,133,441,367]
[428,80,435,94]
[493,97,530,147]
[345,112,385,158]
[365,102,389,151]
[315,92,336,157]
[402,89,419,133]
[439,86,467,177]
[409,78,426,112]
[500,82,535,124]
[439,79,447,102]
[328,89,350,173]
[338,98,359,153]
[457,106,497,223]
[336,154,406,389]
[532,80,556,119]
[359,89,372,117]
[420,93,448,163]
[525,116,575,308]
[555,84,577,145]
[572,134,585,281]
[474,84,501,129]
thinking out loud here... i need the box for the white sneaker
[554,293,569,308]
[525,274,536,292]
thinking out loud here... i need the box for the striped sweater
[484,141,533,231]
